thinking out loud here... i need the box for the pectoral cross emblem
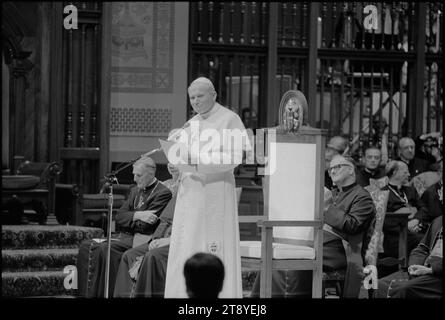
[208,241,220,255]
[136,193,146,209]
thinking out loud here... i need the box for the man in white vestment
[164,77,250,298]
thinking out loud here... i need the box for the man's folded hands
[133,210,158,224]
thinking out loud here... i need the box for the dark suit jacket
[115,181,172,235]
[325,170,334,190]
[324,183,376,297]
[324,183,376,244]
[398,157,431,178]
[420,182,443,226]
[356,166,386,187]
[409,216,442,276]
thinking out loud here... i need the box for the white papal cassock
[164,103,250,298]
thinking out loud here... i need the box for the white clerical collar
[140,178,158,192]
[148,178,157,187]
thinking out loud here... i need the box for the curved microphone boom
[141,148,162,158]
[167,121,191,142]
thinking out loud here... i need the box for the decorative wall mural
[111,2,174,93]
[110,107,172,136]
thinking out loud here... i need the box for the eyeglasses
[328,164,351,173]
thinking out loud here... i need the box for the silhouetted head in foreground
[184,252,225,299]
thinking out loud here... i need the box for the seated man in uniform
[356,146,386,187]
[374,215,442,298]
[113,166,179,298]
[251,155,375,297]
[76,156,172,297]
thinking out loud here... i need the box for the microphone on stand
[100,181,112,194]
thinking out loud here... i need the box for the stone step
[2,248,78,272]
[2,271,78,297]
[2,269,256,298]
[2,225,103,249]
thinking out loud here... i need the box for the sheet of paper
[159,139,197,173]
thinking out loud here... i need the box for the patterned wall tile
[111,2,175,93]
[110,107,172,136]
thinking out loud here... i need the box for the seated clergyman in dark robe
[356,147,386,187]
[113,175,178,298]
[379,161,428,266]
[396,137,433,179]
[251,155,375,298]
[374,215,442,298]
[76,157,172,297]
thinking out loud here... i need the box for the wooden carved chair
[2,160,62,224]
[369,176,411,271]
[56,181,131,232]
[239,128,325,298]
[361,187,390,297]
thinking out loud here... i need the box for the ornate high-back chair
[239,90,326,298]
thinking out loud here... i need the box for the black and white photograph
[1,1,443,314]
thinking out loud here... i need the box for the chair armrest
[17,161,62,187]
[55,183,82,225]
[385,211,410,217]
[239,215,264,223]
[258,220,322,228]
[56,183,82,196]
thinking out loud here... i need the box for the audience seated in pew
[250,155,376,298]
[75,132,441,299]
[113,170,179,298]
[374,215,442,298]
[76,157,172,297]
[379,160,428,271]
